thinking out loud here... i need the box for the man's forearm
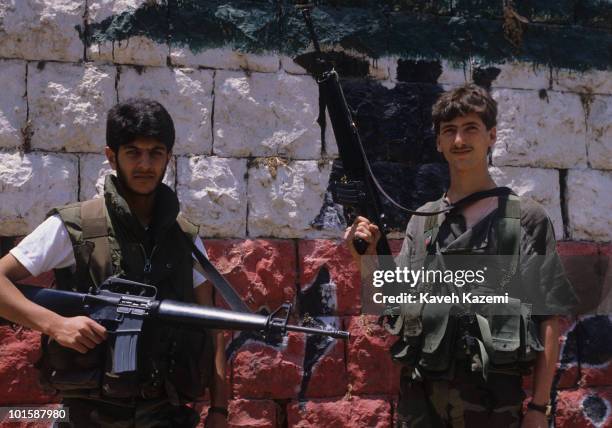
[210,330,229,408]
[531,316,560,404]
[0,274,62,335]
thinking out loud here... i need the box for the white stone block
[214,71,322,159]
[280,55,308,75]
[28,62,117,152]
[492,89,587,169]
[0,0,83,62]
[0,152,78,236]
[369,57,391,80]
[170,47,279,73]
[88,36,169,67]
[586,95,612,170]
[87,1,168,66]
[0,60,26,148]
[79,153,176,201]
[117,66,213,155]
[247,159,333,238]
[489,61,549,90]
[28,62,116,153]
[489,166,563,239]
[439,59,467,85]
[176,156,247,238]
[567,169,612,242]
[552,68,612,95]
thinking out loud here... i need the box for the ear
[488,127,497,150]
[105,146,117,170]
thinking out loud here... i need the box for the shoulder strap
[81,198,113,287]
[175,222,251,313]
[494,194,521,290]
[495,194,521,256]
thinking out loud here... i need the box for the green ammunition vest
[38,175,214,404]
[389,194,544,380]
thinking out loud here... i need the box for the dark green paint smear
[82,0,612,71]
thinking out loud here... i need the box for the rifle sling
[180,231,251,314]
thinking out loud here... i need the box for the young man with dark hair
[346,84,577,427]
[0,98,228,427]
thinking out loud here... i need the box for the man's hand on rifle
[48,315,107,354]
[344,216,381,260]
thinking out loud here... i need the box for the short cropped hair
[432,84,497,135]
[106,98,175,152]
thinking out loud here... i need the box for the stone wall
[0,1,610,427]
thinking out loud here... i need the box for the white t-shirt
[10,214,209,288]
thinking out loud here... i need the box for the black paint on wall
[472,66,501,89]
[560,316,612,367]
[82,1,612,72]
[396,59,443,83]
[583,395,608,425]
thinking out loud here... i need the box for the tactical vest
[38,175,214,404]
[389,193,544,380]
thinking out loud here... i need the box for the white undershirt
[10,214,208,288]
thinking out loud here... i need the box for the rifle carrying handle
[353,237,369,255]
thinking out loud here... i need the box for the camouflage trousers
[396,365,525,428]
[54,397,199,428]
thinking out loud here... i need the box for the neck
[116,179,156,227]
[446,165,497,203]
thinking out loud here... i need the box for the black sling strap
[180,231,251,314]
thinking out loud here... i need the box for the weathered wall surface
[0,1,611,427]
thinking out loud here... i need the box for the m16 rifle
[13,277,349,376]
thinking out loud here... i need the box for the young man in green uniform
[0,99,228,427]
[345,84,578,427]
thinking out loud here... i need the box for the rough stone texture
[281,55,308,75]
[438,59,468,85]
[286,397,392,428]
[577,315,612,388]
[346,315,401,395]
[0,60,26,149]
[586,95,612,170]
[214,71,322,159]
[555,388,612,428]
[232,333,303,399]
[0,152,78,236]
[79,153,176,201]
[247,160,334,239]
[203,240,296,312]
[301,331,347,398]
[598,244,612,315]
[298,240,361,315]
[555,315,580,389]
[176,156,246,237]
[87,0,168,66]
[171,47,279,73]
[0,327,55,405]
[117,66,213,155]
[553,68,612,95]
[0,0,83,62]
[492,89,588,169]
[489,166,563,239]
[227,399,278,428]
[488,61,550,90]
[567,169,612,242]
[28,63,116,153]
[557,242,602,315]
[89,36,169,67]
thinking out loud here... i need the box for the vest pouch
[418,302,456,372]
[487,298,521,366]
[40,337,103,392]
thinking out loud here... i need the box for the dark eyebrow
[462,121,482,127]
[440,124,457,131]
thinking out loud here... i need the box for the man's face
[436,112,496,172]
[105,138,171,196]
